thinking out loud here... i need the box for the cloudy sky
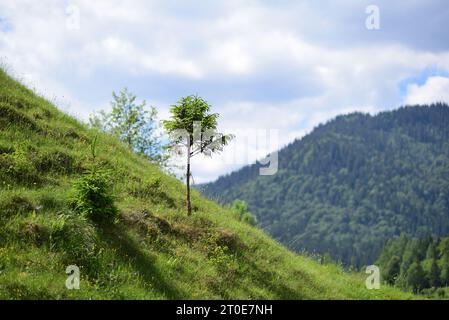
[1,0,449,183]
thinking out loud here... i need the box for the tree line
[377,235,449,294]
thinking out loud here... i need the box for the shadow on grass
[243,259,303,299]
[152,191,177,209]
[96,221,185,299]
[235,254,328,299]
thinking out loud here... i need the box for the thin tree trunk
[186,139,192,216]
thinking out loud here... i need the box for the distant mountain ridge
[200,104,449,266]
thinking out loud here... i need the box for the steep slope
[0,68,411,299]
[201,105,449,267]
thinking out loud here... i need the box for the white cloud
[83,37,203,78]
[404,76,449,105]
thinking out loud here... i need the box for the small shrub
[72,166,118,222]
[72,135,118,221]
[229,200,257,226]
[216,229,244,252]
[240,212,257,226]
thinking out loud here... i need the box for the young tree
[406,261,427,293]
[384,255,401,285]
[89,88,166,165]
[440,260,449,286]
[426,240,438,260]
[400,239,418,275]
[440,238,449,286]
[163,95,233,215]
[428,258,441,288]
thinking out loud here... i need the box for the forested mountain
[200,104,449,266]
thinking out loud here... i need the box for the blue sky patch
[398,66,449,98]
[0,16,13,32]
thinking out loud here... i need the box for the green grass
[0,68,413,299]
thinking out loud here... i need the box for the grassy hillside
[0,68,412,299]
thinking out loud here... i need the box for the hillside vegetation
[201,104,449,267]
[0,68,411,299]
[377,235,449,296]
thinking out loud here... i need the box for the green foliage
[406,261,427,293]
[420,287,448,299]
[440,260,449,286]
[201,104,449,266]
[229,200,257,226]
[0,102,39,130]
[52,213,101,276]
[0,146,40,185]
[163,95,234,157]
[71,137,118,222]
[164,95,233,215]
[384,256,401,285]
[33,149,76,174]
[428,259,441,288]
[0,67,413,300]
[0,192,35,220]
[377,235,449,293]
[89,88,166,165]
[72,166,118,221]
